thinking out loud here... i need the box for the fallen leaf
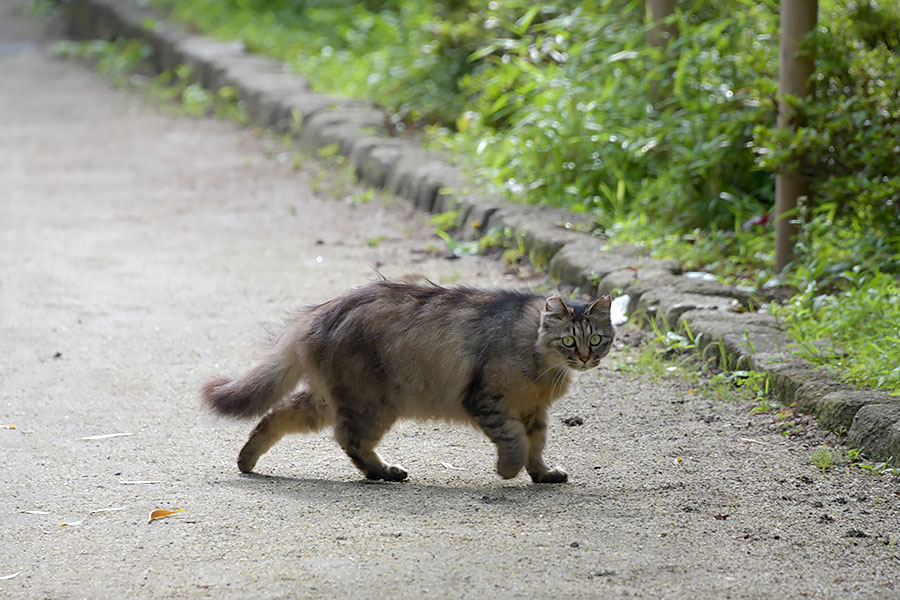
[79,432,134,441]
[673,456,683,465]
[441,462,466,471]
[59,520,83,526]
[148,509,183,524]
[0,572,20,581]
[3,424,15,430]
[89,506,127,514]
[714,514,730,520]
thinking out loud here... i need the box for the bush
[442,0,779,231]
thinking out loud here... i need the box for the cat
[202,279,614,483]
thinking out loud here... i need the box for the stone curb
[63,0,900,464]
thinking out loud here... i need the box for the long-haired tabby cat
[203,280,614,483]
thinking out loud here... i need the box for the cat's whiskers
[550,365,569,399]
[535,361,564,383]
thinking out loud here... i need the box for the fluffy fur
[202,280,614,482]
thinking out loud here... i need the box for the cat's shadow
[219,471,598,516]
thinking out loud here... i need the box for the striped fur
[202,280,614,482]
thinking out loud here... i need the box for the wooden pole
[646,0,678,50]
[775,0,817,273]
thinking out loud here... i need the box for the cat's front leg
[524,407,568,484]
[464,391,529,479]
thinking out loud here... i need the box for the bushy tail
[202,337,305,419]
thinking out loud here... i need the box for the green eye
[561,336,576,348]
[589,334,602,346]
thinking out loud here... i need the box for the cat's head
[538,295,615,371]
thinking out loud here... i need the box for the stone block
[173,36,245,89]
[636,290,739,327]
[487,206,591,270]
[355,141,411,189]
[815,389,895,434]
[792,378,851,413]
[547,238,604,290]
[277,92,348,132]
[299,107,387,149]
[848,403,900,462]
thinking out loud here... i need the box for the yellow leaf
[673,456,683,465]
[3,424,15,430]
[148,509,183,524]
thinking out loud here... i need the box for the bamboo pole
[775,0,817,273]
[646,0,678,50]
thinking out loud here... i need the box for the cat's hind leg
[523,407,568,483]
[237,389,333,473]
[332,403,407,482]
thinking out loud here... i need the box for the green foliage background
[148,0,899,394]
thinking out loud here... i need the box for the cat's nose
[579,356,591,364]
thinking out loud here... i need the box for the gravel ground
[1,3,898,598]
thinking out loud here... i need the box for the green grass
[772,271,900,395]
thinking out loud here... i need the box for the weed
[434,229,478,257]
[811,447,836,474]
[366,235,387,247]
[348,189,376,205]
[429,210,461,233]
[316,143,340,160]
[853,458,900,477]
[617,342,670,382]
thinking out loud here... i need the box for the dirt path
[1,3,898,598]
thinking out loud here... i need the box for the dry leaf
[714,514,730,520]
[79,432,134,441]
[89,506,127,514]
[673,456,683,465]
[59,520,83,526]
[148,509,183,524]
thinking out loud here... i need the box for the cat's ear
[544,295,570,318]
[587,295,612,314]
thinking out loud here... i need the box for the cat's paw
[237,453,258,474]
[530,466,568,484]
[497,460,525,479]
[237,443,261,473]
[383,464,409,482]
[366,464,408,482]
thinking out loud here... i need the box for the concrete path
[1,3,898,598]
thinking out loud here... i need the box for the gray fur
[202,280,614,482]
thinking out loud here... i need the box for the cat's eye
[561,336,576,348]
[589,334,603,346]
